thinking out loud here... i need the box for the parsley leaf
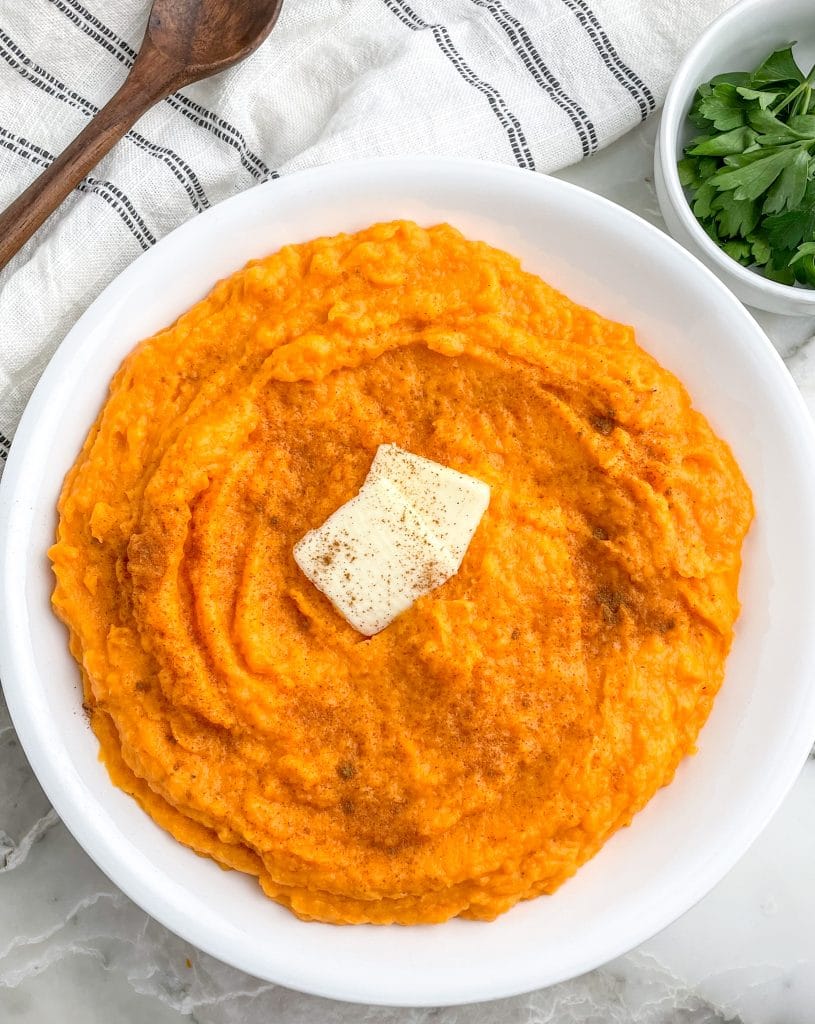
[762,148,809,214]
[736,86,780,109]
[687,127,756,156]
[712,194,760,237]
[678,157,700,188]
[711,71,752,88]
[750,46,804,86]
[692,181,717,219]
[764,183,815,249]
[710,149,796,201]
[678,45,815,288]
[699,84,747,131]
[747,106,794,136]
[792,245,815,285]
[721,240,753,264]
[787,114,815,135]
[764,262,796,285]
[789,241,815,265]
[746,232,772,265]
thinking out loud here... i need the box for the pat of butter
[293,445,490,635]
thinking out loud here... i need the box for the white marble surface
[2,117,815,1023]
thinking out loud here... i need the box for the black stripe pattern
[470,0,597,157]
[382,0,535,170]
[0,431,10,462]
[0,127,156,249]
[560,0,655,120]
[165,94,279,181]
[46,0,275,181]
[0,29,210,213]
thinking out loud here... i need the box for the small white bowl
[655,0,815,315]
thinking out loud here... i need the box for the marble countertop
[2,118,815,1024]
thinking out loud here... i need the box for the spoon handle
[0,41,182,272]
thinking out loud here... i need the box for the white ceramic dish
[655,0,815,315]
[2,157,815,1007]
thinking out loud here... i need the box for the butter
[293,445,490,635]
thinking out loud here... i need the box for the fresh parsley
[679,45,815,287]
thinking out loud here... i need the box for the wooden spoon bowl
[148,0,283,73]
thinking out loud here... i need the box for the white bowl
[655,0,815,315]
[2,157,815,1007]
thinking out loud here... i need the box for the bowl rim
[3,155,815,1006]
[658,0,815,307]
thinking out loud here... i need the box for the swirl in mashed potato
[50,221,753,924]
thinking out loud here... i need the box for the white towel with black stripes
[0,0,735,465]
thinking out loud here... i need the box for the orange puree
[50,221,753,924]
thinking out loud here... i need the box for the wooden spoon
[0,0,284,271]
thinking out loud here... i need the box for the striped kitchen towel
[0,0,735,465]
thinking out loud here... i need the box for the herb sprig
[679,45,815,287]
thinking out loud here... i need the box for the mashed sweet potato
[50,221,753,924]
